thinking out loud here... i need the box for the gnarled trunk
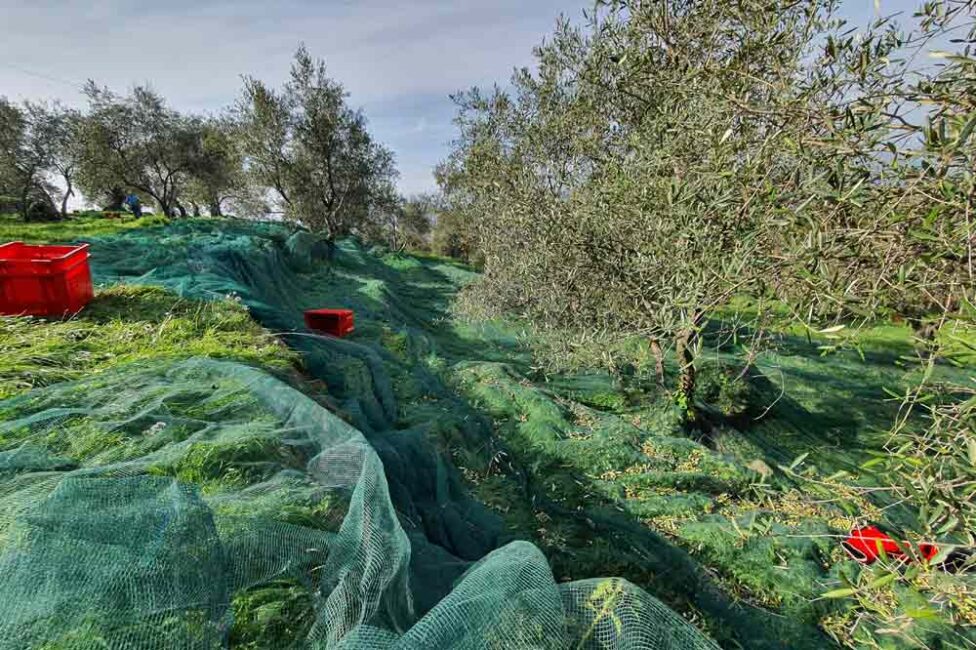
[19,185,30,221]
[60,179,73,219]
[674,311,705,421]
[103,187,126,212]
[649,338,665,387]
[676,330,696,407]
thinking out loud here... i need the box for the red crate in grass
[0,242,94,317]
[304,308,355,337]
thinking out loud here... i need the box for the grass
[0,284,298,399]
[0,211,168,244]
[397,248,477,270]
[0,218,337,649]
[2,215,972,648]
[230,581,317,649]
[438,293,976,647]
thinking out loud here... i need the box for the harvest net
[0,220,720,648]
[0,358,710,648]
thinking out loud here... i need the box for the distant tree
[234,76,292,213]
[237,45,399,241]
[0,99,30,214]
[30,102,83,218]
[400,194,435,251]
[376,194,435,252]
[0,99,58,220]
[78,83,202,217]
[430,209,476,262]
[184,118,246,217]
[432,164,479,262]
[365,183,406,249]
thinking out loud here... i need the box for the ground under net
[5,220,966,648]
[0,358,712,649]
[0,220,721,649]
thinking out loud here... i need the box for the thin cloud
[0,0,588,195]
[17,1,916,196]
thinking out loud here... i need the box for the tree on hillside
[441,0,975,422]
[184,118,246,217]
[440,1,846,417]
[399,194,435,251]
[430,209,476,262]
[30,102,83,218]
[0,99,58,221]
[78,83,203,217]
[431,164,479,263]
[373,193,435,252]
[237,45,399,241]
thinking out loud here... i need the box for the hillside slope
[0,218,971,649]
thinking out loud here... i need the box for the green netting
[17,219,967,648]
[0,359,714,649]
[0,220,722,648]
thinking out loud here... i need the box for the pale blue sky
[0,1,915,199]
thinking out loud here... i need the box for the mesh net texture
[0,358,716,649]
[0,218,855,648]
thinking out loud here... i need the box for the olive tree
[840,1,975,545]
[440,1,839,415]
[765,1,974,343]
[443,0,974,419]
[432,163,480,263]
[374,194,435,252]
[30,102,83,218]
[78,83,202,217]
[236,45,398,241]
[0,99,59,220]
[399,194,435,251]
[183,118,246,217]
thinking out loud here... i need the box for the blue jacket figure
[123,194,142,218]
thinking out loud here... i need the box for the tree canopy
[439,0,975,412]
[0,99,60,220]
[0,46,401,236]
[237,45,399,240]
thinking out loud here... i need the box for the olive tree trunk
[19,186,30,221]
[649,338,665,387]
[676,331,696,405]
[60,178,73,219]
[674,312,705,420]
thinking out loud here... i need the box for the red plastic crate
[304,308,355,337]
[0,242,94,317]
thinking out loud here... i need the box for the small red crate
[304,308,355,337]
[0,242,94,317]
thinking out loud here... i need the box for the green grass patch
[148,432,302,492]
[403,248,477,270]
[0,212,168,244]
[229,581,317,649]
[379,325,410,359]
[0,285,297,399]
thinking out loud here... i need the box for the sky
[0,1,916,201]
